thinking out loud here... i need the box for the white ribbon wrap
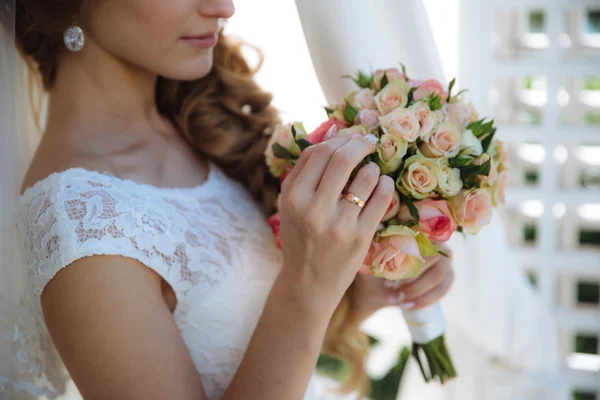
[403,302,446,345]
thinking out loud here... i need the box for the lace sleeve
[16,171,190,307]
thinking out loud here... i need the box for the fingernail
[400,302,415,310]
[365,134,379,146]
[397,291,406,302]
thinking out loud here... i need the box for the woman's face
[81,0,235,80]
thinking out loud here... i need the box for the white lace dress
[15,161,326,400]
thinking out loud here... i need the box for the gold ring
[342,192,366,209]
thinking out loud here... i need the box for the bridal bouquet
[264,66,506,383]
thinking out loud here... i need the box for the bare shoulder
[42,255,204,400]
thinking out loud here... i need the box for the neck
[45,40,175,149]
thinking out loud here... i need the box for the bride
[5,0,454,398]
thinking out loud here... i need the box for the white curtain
[293,0,564,398]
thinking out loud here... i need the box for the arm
[43,256,338,400]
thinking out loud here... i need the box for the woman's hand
[351,248,454,322]
[278,135,395,308]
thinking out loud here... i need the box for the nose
[199,0,235,20]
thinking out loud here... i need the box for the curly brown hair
[15,0,370,395]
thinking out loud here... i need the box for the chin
[161,55,214,82]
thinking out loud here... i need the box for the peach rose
[478,158,499,187]
[351,88,377,110]
[379,108,420,143]
[306,118,347,144]
[413,79,449,104]
[372,68,405,90]
[408,79,423,89]
[364,226,424,280]
[409,101,438,138]
[467,102,479,123]
[451,189,493,234]
[399,199,458,241]
[267,212,282,249]
[492,171,508,207]
[264,124,300,177]
[420,122,462,158]
[357,109,380,130]
[494,140,508,171]
[337,124,370,138]
[374,80,409,115]
[399,155,438,199]
[376,134,408,174]
[382,191,401,222]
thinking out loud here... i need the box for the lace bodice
[14,162,324,399]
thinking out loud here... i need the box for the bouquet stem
[412,335,457,383]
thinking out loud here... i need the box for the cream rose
[459,129,484,157]
[492,171,508,207]
[374,80,409,115]
[409,101,438,138]
[376,134,408,174]
[372,67,405,91]
[467,102,479,123]
[446,102,471,129]
[264,124,299,177]
[451,189,494,234]
[351,88,377,110]
[398,155,438,199]
[419,122,462,158]
[379,108,420,143]
[434,160,463,197]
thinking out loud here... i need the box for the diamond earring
[64,25,85,52]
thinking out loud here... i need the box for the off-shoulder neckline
[18,160,219,203]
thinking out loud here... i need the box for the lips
[181,31,218,49]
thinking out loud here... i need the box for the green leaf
[447,78,456,102]
[291,125,297,139]
[400,195,420,222]
[415,232,438,258]
[324,106,335,116]
[480,128,496,153]
[357,70,373,88]
[296,138,312,151]
[460,157,491,179]
[343,100,359,125]
[428,96,442,111]
[380,72,390,90]
[457,226,463,233]
[400,63,408,80]
[368,335,380,346]
[454,89,469,98]
[272,143,295,160]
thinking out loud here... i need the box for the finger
[338,162,380,219]
[292,136,353,194]
[282,144,317,190]
[358,175,395,232]
[316,136,377,204]
[401,269,455,311]
[395,260,449,302]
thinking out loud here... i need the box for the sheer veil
[0,1,70,398]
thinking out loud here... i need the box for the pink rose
[446,102,471,129]
[357,109,380,130]
[399,199,458,241]
[267,212,282,249]
[400,155,438,199]
[265,124,299,177]
[451,189,494,234]
[351,88,377,110]
[306,118,347,144]
[359,241,382,275]
[372,68,405,90]
[494,140,508,170]
[366,226,424,280]
[493,171,508,206]
[382,191,401,222]
[419,122,461,158]
[413,79,448,104]
[379,108,420,143]
[408,79,423,89]
[374,80,409,115]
